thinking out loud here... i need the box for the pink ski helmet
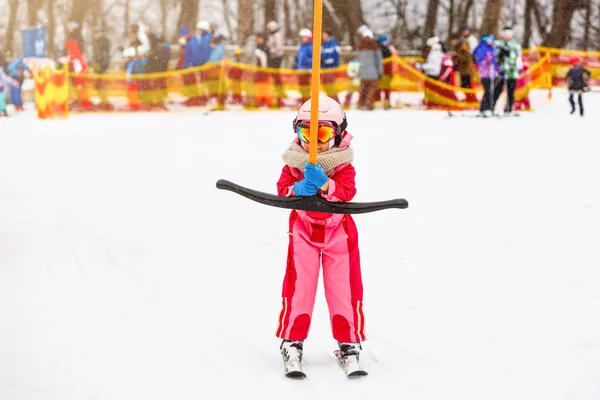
[293,96,348,146]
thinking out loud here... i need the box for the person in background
[62,39,92,110]
[196,20,213,66]
[473,35,499,117]
[143,33,170,110]
[266,21,284,69]
[356,29,383,110]
[566,55,591,116]
[66,22,85,54]
[228,48,244,105]
[377,34,394,109]
[452,35,475,88]
[266,21,285,107]
[461,26,479,53]
[296,28,313,104]
[91,27,112,110]
[296,29,313,70]
[208,33,226,62]
[6,57,30,111]
[177,27,191,70]
[321,29,341,104]
[123,46,144,111]
[0,56,19,117]
[439,51,455,86]
[128,23,150,56]
[417,43,443,80]
[494,26,522,115]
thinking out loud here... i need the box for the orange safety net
[33,66,70,119]
[32,53,553,114]
[524,47,600,88]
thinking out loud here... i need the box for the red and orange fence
[36,46,596,117]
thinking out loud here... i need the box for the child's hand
[304,163,329,188]
[293,179,318,196]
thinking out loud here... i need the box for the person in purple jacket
[0,57,19,117]
[473,35,499,117]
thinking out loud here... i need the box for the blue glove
[293,179,318,196]
[304,163,329,188]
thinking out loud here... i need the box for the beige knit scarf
[282,144,354,175]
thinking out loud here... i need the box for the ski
[334,350,368,378]
[216,179,408,214]
[282,357,306,379]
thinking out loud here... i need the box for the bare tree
[457,0,475,32]
[544,0,585,47]
[221,0,234,40]
[47,0,56,57]
[178,0,200,33]
[448,0,456,38]
[27,0,41,27]
[423,0,440,45]
[480,0,503,35]
[4,0,20,56]
[69,0,98,26]
[265,0,277,25]
[329,0,365,46]
[238,0,253,41]
[583,0,592,49]
[523,0,533,47]
[284,0,294,41]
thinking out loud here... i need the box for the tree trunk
[69,0,94,26]
[238,0,254,42]
[480,0,503,36]
[124,0,130,39]
[582,0,591,49]
[523,0,533,48]
[27,0,40,27]
[160,0,168,40]
[544,0,584,47]
[4,0,20,56]
[329,0,364,46]
[221,0,234,41]
[448,0,455,40]
[284,0,294,42]
[178,0,200,33]
[46,0,55,57]
[457,0,475,34]
[264,0,277,25]
[423,0,440,46]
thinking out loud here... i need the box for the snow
[1,90,600,400]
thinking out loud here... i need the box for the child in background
[276,96,365,374]
[0,57,20,117]
[566,55,591,116]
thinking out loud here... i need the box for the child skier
[276,96,365,376]
[0,58,19,117]
[566,55,591,116]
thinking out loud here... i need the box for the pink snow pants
[276,210,366,343]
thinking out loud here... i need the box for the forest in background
[1,0,599,58]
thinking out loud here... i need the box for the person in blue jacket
[296,28,313,70]
[7,58,30,111]
[184,20,212,68]
[321,30,340,68]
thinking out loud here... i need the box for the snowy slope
[1,91,600,400]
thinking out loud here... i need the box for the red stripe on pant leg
[344,216,366,342]
[276,211,298,339]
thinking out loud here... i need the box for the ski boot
[281,340,305,378]
[336,342,368,377]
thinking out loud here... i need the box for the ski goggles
[296,121,337,143]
